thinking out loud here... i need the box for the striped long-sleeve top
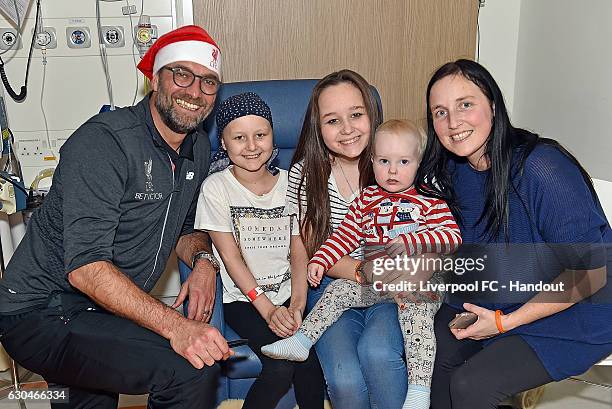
[286,160,363,259]
[309,185,462,271]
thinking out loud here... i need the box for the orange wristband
[495,309,506,334]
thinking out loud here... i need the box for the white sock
[403,384,430,409]
[261,330,313,361]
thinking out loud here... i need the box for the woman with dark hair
[286,69,408,409]
[418,59,612,409]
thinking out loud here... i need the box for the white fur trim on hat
[153,40,221,78]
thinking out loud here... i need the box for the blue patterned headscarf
[208,92,279,175]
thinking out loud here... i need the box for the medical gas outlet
[135,15,157,57]
[0,28,22,50]
[101,26,125,48]
[33,27,57,49]
[66,27,91,49]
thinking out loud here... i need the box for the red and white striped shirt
[309,185,462,271]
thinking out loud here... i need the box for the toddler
[262,119,462,409]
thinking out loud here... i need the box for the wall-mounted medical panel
[0,0,178,186]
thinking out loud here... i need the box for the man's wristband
[247,286,264,302]
[191,250,220,272]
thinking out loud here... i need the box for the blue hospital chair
[178,79,382,408]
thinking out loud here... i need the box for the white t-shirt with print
[195,167,298,305]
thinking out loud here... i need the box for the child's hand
[385,235,415,257]
[268,306,297,338]
[307,264,325,287]
[287,305,303,333]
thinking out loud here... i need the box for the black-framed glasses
[162,66,221,95]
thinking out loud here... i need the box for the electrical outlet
[33,27,57,49]
[66,26,91,49]
[0,28,22,50]
[101,26,125,48]
[15,139,46,167]
[15,138,60,168]
[16,139,44,157]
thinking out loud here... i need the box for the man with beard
[0,26,229,409]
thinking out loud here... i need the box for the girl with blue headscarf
[194,92,324,409]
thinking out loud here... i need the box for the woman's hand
[451,303,504,341]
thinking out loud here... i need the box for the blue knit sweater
[448,144,612,380]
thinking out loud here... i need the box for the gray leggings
[301,275,444,387]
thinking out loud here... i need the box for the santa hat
[137,25,221,80]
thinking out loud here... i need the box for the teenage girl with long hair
[287,70,409,409]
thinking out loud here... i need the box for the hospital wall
[479,0,611,181]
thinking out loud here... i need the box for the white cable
[126,0,140,105]
[31,0,55,165]
[96,0,115,110]
[40,49,56,165]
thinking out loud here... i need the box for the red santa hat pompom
[137,25,221,80]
